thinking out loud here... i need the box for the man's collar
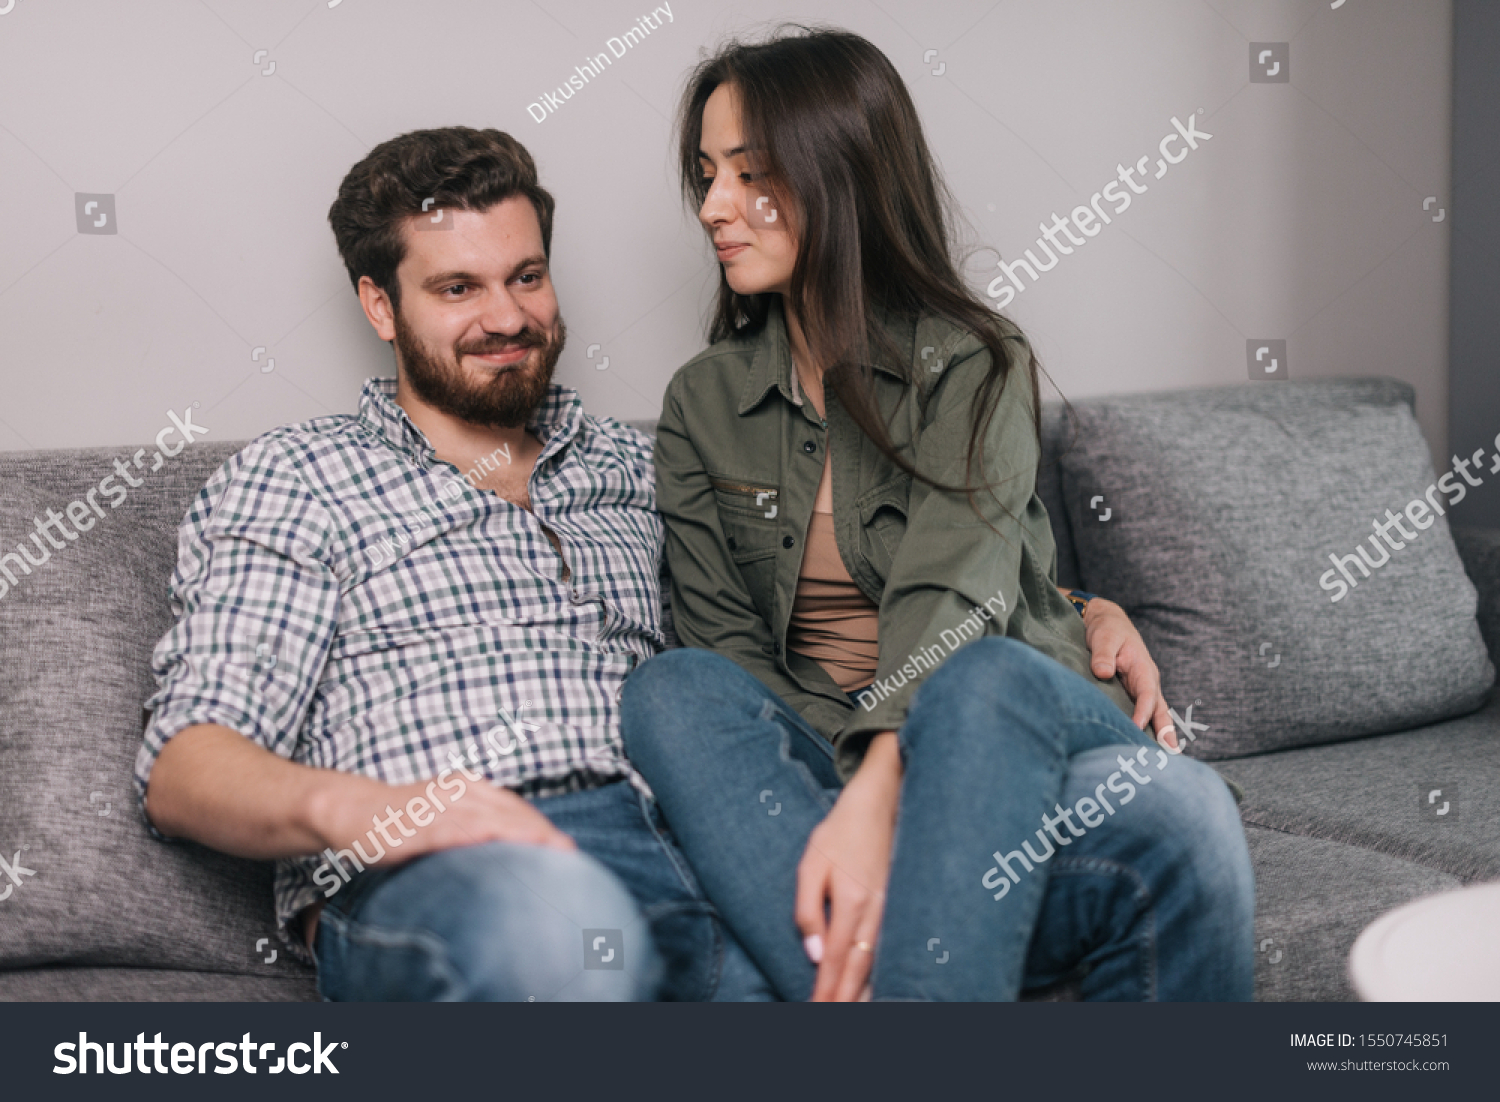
[357,377,585,465]
[737,296,917,416]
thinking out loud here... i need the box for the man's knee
[422,843,661,1001]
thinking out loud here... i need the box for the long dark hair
[675,25,1043,501]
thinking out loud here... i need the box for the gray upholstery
[1054,377,1495,759]
[2,379,1498,1002]
[0,967,318,1002]
[1215,694,1500,882]
[0,441,308,980]
[1243,825,1464,1002]
[1454,526,1500,670]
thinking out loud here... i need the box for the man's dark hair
[328,126,555,311]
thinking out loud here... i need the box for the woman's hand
[1079,596,1179,751]
[795,731,902,1001]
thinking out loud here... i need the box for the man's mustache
[458,330,550,358]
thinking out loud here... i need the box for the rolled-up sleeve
[134,437,340,838]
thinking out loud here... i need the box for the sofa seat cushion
[1242,824,1463,1001]
[1057,377,1495,759]
[0,966,318,1002]
[1217,694,1500,883]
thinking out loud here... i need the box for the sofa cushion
[1242,824,1463,1001]
[1057,377,1495,759]
[1454,526,1500,670]
[0,440,317,980]
[1216,694,1500,883]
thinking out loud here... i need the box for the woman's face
[697,83,798,297]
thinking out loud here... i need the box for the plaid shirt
[135,377,665,964]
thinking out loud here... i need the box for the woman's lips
[715,242,749,260]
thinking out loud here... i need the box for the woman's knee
[1069,747,1251,902]
[901,637,1089,760]
[621,648,768,763]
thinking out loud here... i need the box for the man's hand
[310,770,576,871]
[795,731,902,1002]
[1079,597,1178,750]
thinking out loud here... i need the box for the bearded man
[134,127,776,1001]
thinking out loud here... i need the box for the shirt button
[782,535,794,549]
[802,440,817,454]
[772,642,782,656]
[726,536,737,551]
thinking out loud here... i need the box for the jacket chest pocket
[856,474,912,582]
[709,477,782,620]
[710,477,782,600]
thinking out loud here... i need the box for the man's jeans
[314,779,776,1001]
[620,638,1256,1001]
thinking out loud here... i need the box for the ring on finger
[854,940,875,953]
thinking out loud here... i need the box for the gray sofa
[1,376,1496,1001]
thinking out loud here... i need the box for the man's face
[372,196,566,428]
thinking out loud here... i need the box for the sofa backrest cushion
[1054,377,1496,759]
[0,440,310,978]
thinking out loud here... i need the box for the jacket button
[802,440,816,454]
[772,642,782,656]
[726,536,737,551]
[782,535,794,549]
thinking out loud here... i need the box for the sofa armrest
[1453,526,1500,671]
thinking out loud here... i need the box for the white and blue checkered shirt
[135,377,665,962]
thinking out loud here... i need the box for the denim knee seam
[762,698,840,812]
[1044,855,1157,1001]
[316,907,462,1000]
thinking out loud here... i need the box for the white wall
[0,0,1453,465]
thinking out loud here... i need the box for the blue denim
[620,637,1255,1001]
[313,779,776,1001]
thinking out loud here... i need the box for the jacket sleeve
[654,379,854,735]
[834,335,1062,772]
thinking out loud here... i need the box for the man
[137,126,1170,1002]
[136,126,773,1000]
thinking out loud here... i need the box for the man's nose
[477,288,526,335]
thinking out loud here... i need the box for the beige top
[786,435,881,693]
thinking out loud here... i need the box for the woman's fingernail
[804,935,824,963]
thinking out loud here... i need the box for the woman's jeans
[620,637,1255,1001]
[313,779,776,1001]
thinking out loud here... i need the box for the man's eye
[442,285,467,296]
[517,272,541,285]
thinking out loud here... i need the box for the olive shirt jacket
[654,296,1136,779]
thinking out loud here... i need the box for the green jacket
[655,296,1135,778]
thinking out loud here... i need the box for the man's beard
[394,307,566,429]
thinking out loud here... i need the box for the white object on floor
[1349,881,1500,1001]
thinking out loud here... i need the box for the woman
[621,26,1253,1001]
